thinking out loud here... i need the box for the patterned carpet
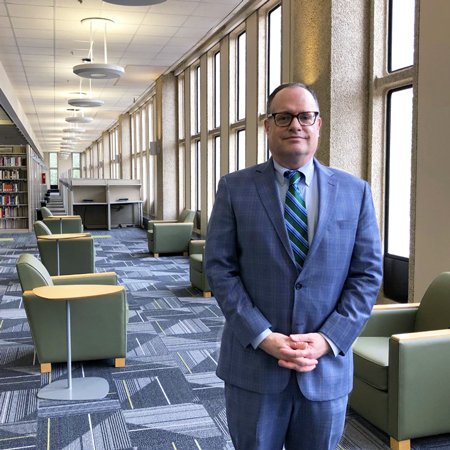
[0,228,449,450]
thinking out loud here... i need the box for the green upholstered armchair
[34,220,52,237]
[16,254,128,373]
[147,209,195,257]
[189,240,211,298]
[37,234,95,276]
[350,272,450,450]
[40,207,84,233]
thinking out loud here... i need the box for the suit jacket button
[295,283,302,290]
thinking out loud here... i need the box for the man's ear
[264,119,270,134]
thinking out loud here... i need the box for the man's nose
[289,115,303,129]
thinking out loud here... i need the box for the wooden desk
[33,284,124,401]
[38,233,90,276]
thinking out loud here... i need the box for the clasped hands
[259,332,331,372]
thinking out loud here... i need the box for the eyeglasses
[268,111,319,127]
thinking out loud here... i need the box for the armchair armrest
[388,329,450,441]
[153,222,193,238]
[359,306,418,337]
[189,240,206,255]
[52,272,117,286]
[148,220,177,231]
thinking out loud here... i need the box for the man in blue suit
[204,83,383,450]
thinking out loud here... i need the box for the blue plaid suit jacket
[204,158,383,401]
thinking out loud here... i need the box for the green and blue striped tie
[284,171,309,270]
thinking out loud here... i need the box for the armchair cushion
[353,337,389,390]
[43,217,84,234]
[37,237,95,276]
[190,253,204,273]
[34,220,52,237]
[40,207,53,219]
[148,222,193,255]
[17,254,54,291]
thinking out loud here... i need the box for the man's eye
[299,113,313,122]
[277,114,291,122]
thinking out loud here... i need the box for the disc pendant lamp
[73,17,125,79]
[68,79,104,108]
[65,108,93,124]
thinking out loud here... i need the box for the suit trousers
[225,372,347,450]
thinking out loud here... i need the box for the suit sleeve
[319,181,383,355]
[204,177,272,348]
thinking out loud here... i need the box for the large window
[388,0,415,72]
[267,5,282,96]
[237,129,246,171]
[72,153,81,178]
[214,51,221,129]
[49,153,58,186]
[386,86,413,258]
[382,0,416,302]
[237,32,246,121]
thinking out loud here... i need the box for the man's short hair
[267,83,320,114]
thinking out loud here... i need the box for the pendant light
[73,17,125,79]
[65,108,93,124]
[68,78,104,108]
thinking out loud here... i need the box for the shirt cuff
[319,332,339,357]
[251,329,273,349]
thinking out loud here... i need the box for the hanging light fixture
[102,0,166,5]
[73,17,125,79]
[65,108,94,124]
[68,78,105,108]
[63,127,86,134]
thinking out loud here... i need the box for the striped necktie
[284,170,309,270]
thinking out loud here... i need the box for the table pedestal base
[38,377,109,400]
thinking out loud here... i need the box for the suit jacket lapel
[305,159,337,264]
[253,159,294,261]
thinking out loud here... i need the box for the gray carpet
[0,229,448,449]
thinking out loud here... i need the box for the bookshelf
[0,145,47,232]
[0,146,28,230]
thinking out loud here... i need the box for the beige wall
[413,0,450,300]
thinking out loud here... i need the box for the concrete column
[102,131,110,179]
[156,73,178,220]
[119,113,131,180]
[92,142,98,178]
[413,0,450,300]
[291,0,370,179]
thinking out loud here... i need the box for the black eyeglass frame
[267,111,320,127]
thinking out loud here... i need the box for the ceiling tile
[7,4,54,19]
[148,1,200,16]
[0,4,7,16]
[20,46,55,56]
[136,25,179,37]
[182,15,217,29]
[141,13,188,27]
[6,0,54,5]
[130,35,170,46]
[17,38,53,47]
[11,17,54,30]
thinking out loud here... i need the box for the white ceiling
[0,0,244,153]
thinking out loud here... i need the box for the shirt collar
[273,158,315,186]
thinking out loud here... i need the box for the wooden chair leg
[41,363,51,373]
[203,291,212,298]
[153,253,159,258]
[183,252,188,256]
[390,437,410,450]
[115,358,125,368]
